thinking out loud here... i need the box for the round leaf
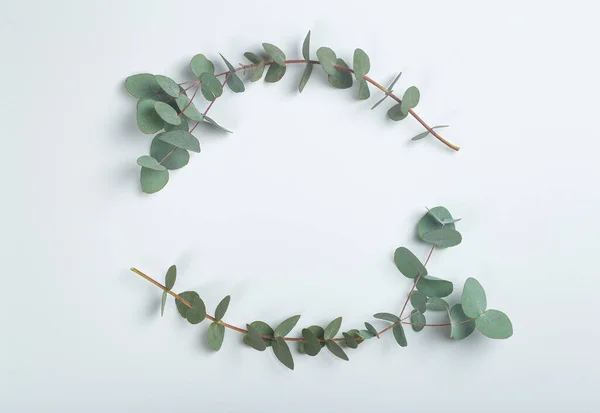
[394,247,427,279]
[186,295,206,324]
[324,317,343,339]
[392,324,407,347]
[450,304,475,340]
[400,86,420,115]
[154,75,180,98]
[190,54,215,78]
[353,48,370,80]
[476,310,513,339]
[214,295,230,321]
[410,291,427,314]
[426,297,449,311]
[264,64,286,83]
[175,95,204,122]
[207,322,225,351]
[410,310,426,332]
[243,321,273,349]
[307,325,326,347]
[164,116,189,132]
[125,73,161,99]
[165,265,176,290]
[327,58,352,89]
[150,134,189,170]
[301,328,321,356]
[199,72,223,98]
[158,130,200,153]
[137,99,163,134]
[421,228,462,248]
[140,167,168,194]
[245,323,267,351]
[274,315,301,337]
[262,43,286,66]
[462,278,487,318]
[387,104,409,121]
[418,206,457,240]
[176,291,200,318]
[137,155,166,171]
[342,332,359,349]
[417,276,453,298]
[272,337,294,370]
[153,101,181,126]
[316,47,338,75]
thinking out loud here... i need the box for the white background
[2,0,599,411]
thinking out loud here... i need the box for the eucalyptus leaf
[373,313,399,323]
[359,329,374,339]
[353,48,370,80]
[364,322,379,338]
[392,324,407,347]
[421,228,462,248]
[449,304,475,340]
[245,323,267,351]
[154,75,180,98]
[264,64,286,83]
[160,290,168,317]
[125,73,162,99]
[316,47,338,75]
[207,322,225,351]
[158,130,200,153]
[153,101,181,126]
[306,325,326,347]
[411,125,449,141]
[327,58,352,89]
[244,52,262,64]
[140,167,169,194]
[174,95,204,122]
[387,104,409,121]
[274,315,301,337]
[358,79,370,100]
[410,310,426,332]
[302,30,311,61]
[243,321,273,349]
[251,60,265,82]
[165,265,176,290]
[272,337,294,370]
[301,328,321,356]
[324,317,342,339]
[298,63,313,93]
[175,291,199,318]
[150,134,189,170]
[186,295,206,324]
[326,340,349,361]
[410,291,427,314]
[137,155,166,171]
[426,297,449,311]
[190,54,215,77]
[262,43,286,66]
[342,332,359,349]
[220,54,245,93]
[462,278,487,318]
[201,85,216,101]
[417,276,453,298]
[476,310,513,339]
[137,99,163,134]
[400,86,420,115]
[371,72,401,110]
[394,247,427,279]
[203,116,232,133]
[164,116,189,132]
[215,295,230,321]
[199,73,223,98]
[417,206,457,240]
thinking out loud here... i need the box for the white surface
[1,0,599,411]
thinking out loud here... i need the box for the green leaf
[426,297,449,311]
[164,116,189,132]
[449,304,475,340]
[158,130,200,153]
[324,317,342,339]
[410,310,426,332]
[125,74,162,99]
[358,79,370,100]
[154,75,181,98]
[160,290,167,317]
[411,125,449,141]
[207,322,225,351]
[245,323,267,351]
[417,276,453,298]
[359,329,374,339]
[262,43,286,66]
[201,85,216,102]
[264,64,286,83]
[426,206,461,226]
[301,328,321,356]
[250,60,265,82]
[389,72,402,89]
[371,72,401,110]
[410,291,427,314]
[302,30,311,61]
[387,104,409,121]
[307,325,326,347]
[190,54,215,78]
[274,315,301,337]
[220,54,245,93]
[421,228,462,248]
[353,48,370,80]
[394,247,427,279]
[174,95,204,122]
[199,73,223,98]
[150,134,189,170]
[137,99,163,134]
[298,63,313,93]
[364,322,379,338]
[140,167,169,194]
[476,310,513,339]
[165,265,176,290]
[214,295,230,321]
[462,278,487,318]
[316,47,337,75]
[175,291,198,318]
[400,86,420,115]
[137,155,166,171]
[153,101,181,126]
[186,295,206,324]
[342,332,359,349]
[326,340,349,361]
[392,324,407,347]
[373,313,399,323]
[418,206,457,240]
[244,52,262,64]
[327,58,352,89]
[272,337,294,370]
[243,321,274,349]
[203,116,232,133]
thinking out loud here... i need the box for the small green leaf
[387,104,409,121]
[324,317,342,339]
[342,332,359,349]
[358,79,370,100]
[137,155,166,171]
[302,30,311,61]
[392,324,407,347]
[400,86,420,115]
[243,321,274,348]
[214,295,230,321]
[359,329,374,339]
[371,72,401,110]
[164,116,189,132]
[298,63,313,93]
[262,43,286,66]
[449,304,475,340]
[153,101,181,126]
[250,60,265,82]
[125,74,162,99]
[160,290,167,317]
[426,297,449,311]
[174,95,204,122]
[199,73,223,98]
[165,265,176,290]
[245,323,267,351]
[175,291,199,318]
[410,310,426,332]
[476,310,513,339]
[418,206,457,240]
[150,134,189,170]
[462,278,487,318]
[154,75,180,98]
[264,64,286,83]
[203,116,232,133]
[421,228,462,248]
[190,54,215,78]
[389,72,402,89]
[244,52,262,64]
[158,130,200,153]
[137,99,164,134]
[394,247,427,279]
[327,58,353,89]
[186,295,206,324]
[373,313,399,323]
[140,167,169,194]
[274,315,301,337]
[410,291,427,314]
[417,276,453,298]
[301,328,321,356]
[411,125,449,141]
[316,47,338,75]
[326,340,349,361]
[220,54,245,93]
[364,322,379,338]
[353,48,370,80]
[272,337,294,370]
[306,325,326,347]
[207,322,225,351]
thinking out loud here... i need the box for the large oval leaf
[410,291,427,314]
[154,75,180,98]
[316,47,337,75]
[176,291,199,318]
[190,54,215,78]
[125,73,161,99]
[410,310,426,332]
[426,297,449,311]
[158,130,200,153]
[417,206,457,240]
[153,101,181,126]
[301,328,321,356]
[272,337,294,370]
[199,73,223,98]
[245,323,267,351]
[400,86,420,115]
[387,104,409,121]
[394,247,427,279]
[262,43,286,66]
[137,155,166,171]
[353,48,370,80]
[186,295,206,324]
[174,95,204,122]
[150,134,189,170]
[327,58,352,89]
[475,310,513,339]
[421,228,462,248]
[274,315,301,337]
[264,64,286,83]
[140,167,168,194]
[450,304,475,340]
[324,317,342,339]
[137,99,163,134]
[462,278,487,318]
[207,322,225,351]
[417,276,453,298]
